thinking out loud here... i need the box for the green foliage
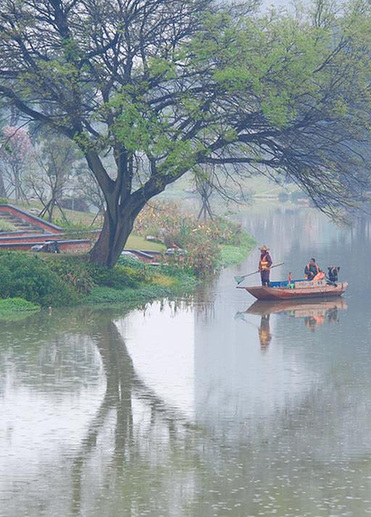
[219,232,256,268]
[134,202,249,246]
[0,197,9,204]
[45,255,95,295]
[133,201,256,275]
[183,232,221,276]
[0,251,78,307]
[84,274,197,306]
[219,245,248,268]
[84,285,166,305]
[0,0,369,267]
[117,256,151,272]
[45,254,148,293]
[90,264,146,289]
[0,297,40,314]
[0,250,199,310]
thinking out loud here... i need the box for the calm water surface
[1,205,370,517]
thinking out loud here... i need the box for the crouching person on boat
[259,245,272,286]
[304,258,325,281]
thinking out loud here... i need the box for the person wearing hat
[259,245,272,286]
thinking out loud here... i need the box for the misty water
[1,204,370,517]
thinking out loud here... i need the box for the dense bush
[0,297,40,313]
[0,251,78,306]
[134,202,248,247]
[90,264,145,289]
[133,201,255,276]
[45,255,95,294]
[174,232,221,275]
[46,254,148,293]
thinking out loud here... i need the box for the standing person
[304,258,321,280]
[259,245,272,286]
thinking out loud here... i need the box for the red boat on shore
[238,279,348,301]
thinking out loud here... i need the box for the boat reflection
[246,297,347,333]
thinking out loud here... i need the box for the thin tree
[195,164,215,221]
[26,130,80,222]
[0,0,369,266]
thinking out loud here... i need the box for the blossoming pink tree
[0,126,33,200]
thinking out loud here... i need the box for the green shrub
[45,254,95,294]
[183,233,221,275]
[134,201,249,247]
[85,284,180,305]
[0,251,78,307]
[90,264,145,289]
[133,201,256,275]
[0,297,40,313]
[117,257,154,281]
[46,254,149,292]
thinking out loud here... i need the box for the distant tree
[195,165,215,221]
[0,126,33,200]
[26,130,80,222]
[0,0,369,266]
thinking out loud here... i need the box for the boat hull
[238,282,348,300]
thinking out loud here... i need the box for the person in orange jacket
[259,245,272,286]
[304,258,321,280]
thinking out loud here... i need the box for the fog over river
[1,204,370,517]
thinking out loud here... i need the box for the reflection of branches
[193,278,218,323]
[71,317,191,515]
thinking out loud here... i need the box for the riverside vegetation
[0,203,256,314]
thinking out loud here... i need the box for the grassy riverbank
[0,202,256,315]
[0,236,252,317]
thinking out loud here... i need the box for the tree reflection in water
[1,288,370,517]
[70,311,197,516]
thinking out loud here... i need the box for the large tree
[0,0,369,266]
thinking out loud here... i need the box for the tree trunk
[86,149,164,268]
[89,200,143,267]
[0,172,6,198]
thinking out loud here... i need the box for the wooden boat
[238,279,348,301]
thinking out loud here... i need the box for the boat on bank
[237,279,348,300]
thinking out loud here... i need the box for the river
[1,204,370,517]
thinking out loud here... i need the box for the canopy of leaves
[0,0,369,220]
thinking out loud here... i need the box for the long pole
[234,262,284,285]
